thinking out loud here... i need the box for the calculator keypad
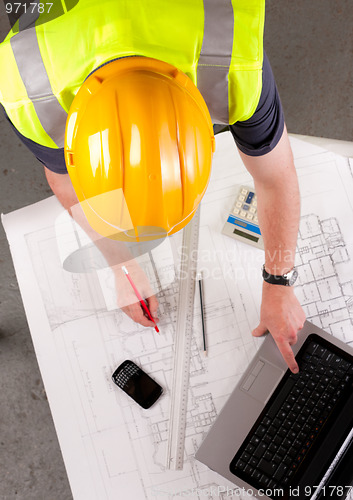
[232,187,258,223]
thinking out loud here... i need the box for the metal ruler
[166,207,200,470]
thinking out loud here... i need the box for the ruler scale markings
[166,208,200,470]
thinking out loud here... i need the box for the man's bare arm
[44,167,159,327]
[238,125,306,372]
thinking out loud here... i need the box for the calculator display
[233,228,259,243]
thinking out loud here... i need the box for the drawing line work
[3,134,353,499]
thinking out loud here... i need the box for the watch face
[288,268,298,286]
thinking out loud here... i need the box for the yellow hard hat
[65,57,215,242]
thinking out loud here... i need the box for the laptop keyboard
[230,335,353,493]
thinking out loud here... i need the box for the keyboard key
[245,443,255,454]
[330,356,343,368]
[278,428,287,438]
[251,469,263,482]
[288,447,298,458]
[316,346,328,358]
[263,434,272,445]
[282,438,293,448]
[273,435,283,446]
[262,416,272,427]
[341,360,351,371]
[322,352,333,365]
[244,464,254,476]
[258,458,277,476]
[254,442,267,459]
[306,342,319,354]
[267,379,296,418]
[250,436,260,446]
[274,464,288,481]
[267,479,278,491]
[236,459,246,469]
[230,337,353,489]
[267,425,277,436]
[260,475,270,487]
[240,451,251,462]
[255,425,267,438]
[269,443,278,454]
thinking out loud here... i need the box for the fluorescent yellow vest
[0,0,265,149]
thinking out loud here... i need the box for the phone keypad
[113,362,139,389]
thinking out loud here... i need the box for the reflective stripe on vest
[197,0,234,124]
[0,0,264,148]
[10,3,68,148]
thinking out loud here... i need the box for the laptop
[195,321,353,500]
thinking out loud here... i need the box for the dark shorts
[2,52,284,174]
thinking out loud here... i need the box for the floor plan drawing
[3,134,353,500]
[296,214,353,343]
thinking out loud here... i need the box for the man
[0,0,305,372]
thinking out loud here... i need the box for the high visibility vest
[0,0,265,149]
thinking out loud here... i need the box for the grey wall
[265,0,353,141]
[0,2,352,499]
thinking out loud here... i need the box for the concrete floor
[0,2,352,499]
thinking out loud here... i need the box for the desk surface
[2,134,353,500]
[292,134,353,158]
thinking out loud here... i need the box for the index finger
[145,295,159,320]
[276,341,299,373]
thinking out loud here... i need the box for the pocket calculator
[222,185,264,249]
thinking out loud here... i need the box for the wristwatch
[262,265,298,286]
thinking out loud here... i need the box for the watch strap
[262,265,298,286]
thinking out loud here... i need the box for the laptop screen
[315,434,353,499]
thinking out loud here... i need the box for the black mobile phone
[112,360,163,409]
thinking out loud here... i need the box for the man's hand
[114,264,160,328]
[120,295,159,328]
[252,282,306,373]
[44,167,160,329]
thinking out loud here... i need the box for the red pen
[122,266,159,333]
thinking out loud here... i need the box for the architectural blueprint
[2,134,353,500]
